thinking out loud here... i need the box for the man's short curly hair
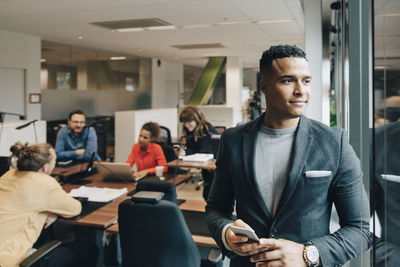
[259,45,307,76]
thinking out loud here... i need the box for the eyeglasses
[70,121,85,125]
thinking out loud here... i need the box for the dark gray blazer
[206,115,371,267]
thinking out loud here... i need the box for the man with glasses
[55,110,101,163]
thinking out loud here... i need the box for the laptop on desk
[97,162,147,183]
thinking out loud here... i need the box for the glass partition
[41,40,151,91]
[372,0,400,266]
[40,41,152,120]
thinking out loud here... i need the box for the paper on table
[69,186,128,202]
[179,153,214,162]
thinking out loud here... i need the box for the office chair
[118,181,201,267]
[19,240,62,267]
[136,180,176,202]
[213,126,226,134]
[158,125,172,147]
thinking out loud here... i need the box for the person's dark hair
[68,110,85,120]
[179,105,209,141]
[259,45,307,76]
[141,122,160,139]
[9,142,53,172]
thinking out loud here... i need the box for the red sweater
[126,142,167,174]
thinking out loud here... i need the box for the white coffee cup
[155,166,164,177]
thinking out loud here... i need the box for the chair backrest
[136,180,176,202]
[214,126,226,134]
[211,134,221,159]
[157,125,172,147]
[118,182,200,267]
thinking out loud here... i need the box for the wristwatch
[303,242,320,267]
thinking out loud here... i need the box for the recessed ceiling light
[376,13,400,17]
[110,56,127,60]
[136,48,142,52]
[115,28,145,32]
[215,21,252,26]
[182,24,212,29]
[146,25,176,31]
[77,34,84,39]
[257,19,294,24]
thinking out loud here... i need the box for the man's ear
[259,79,268,95]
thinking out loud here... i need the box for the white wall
[151,59,184,109]
[0,30,41,120]
[197,105,242,129]
[0,121,46,156]
[114,108,178,163]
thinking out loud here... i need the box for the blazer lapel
[242,116,272,219]
[274,116,313,219]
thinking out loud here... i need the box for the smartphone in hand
[229,225,259,242]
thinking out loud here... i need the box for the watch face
[307,246,319,263]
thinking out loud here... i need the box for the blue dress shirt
[55,125,101,162]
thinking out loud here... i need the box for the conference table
[166,159,216,170]
[53,164,218,266]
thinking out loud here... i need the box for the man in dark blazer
[206,45,371,267]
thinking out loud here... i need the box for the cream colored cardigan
[0,169,81,267]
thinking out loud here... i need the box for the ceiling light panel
[91,18,172,30]
[172,43,225,49]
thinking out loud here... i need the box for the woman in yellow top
[0,142,97,267]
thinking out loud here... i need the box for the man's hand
[226,219,269,257]
[76,149,85,155]
[250,238,306,267]
[44,213,58,228]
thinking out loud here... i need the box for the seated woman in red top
[126,122,167,177]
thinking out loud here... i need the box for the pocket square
[305,170,332,178]
[381,174,400,183]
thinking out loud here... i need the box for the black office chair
[136,180,177,202]
[213,126,226,134]
[118,181,201,267]
[20,240,62,267]
[158,125,172,147]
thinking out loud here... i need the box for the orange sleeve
[147,144,168,175]
[125,144,136,167]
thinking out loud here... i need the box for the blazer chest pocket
[304,170,332,182]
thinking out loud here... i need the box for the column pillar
[225,56,243,108]
[304,0,329,125]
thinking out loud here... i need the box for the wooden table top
[166,159,216,170]
[60,172,191,228]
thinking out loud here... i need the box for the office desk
[166,159,216,170]
[60,173,191,228]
